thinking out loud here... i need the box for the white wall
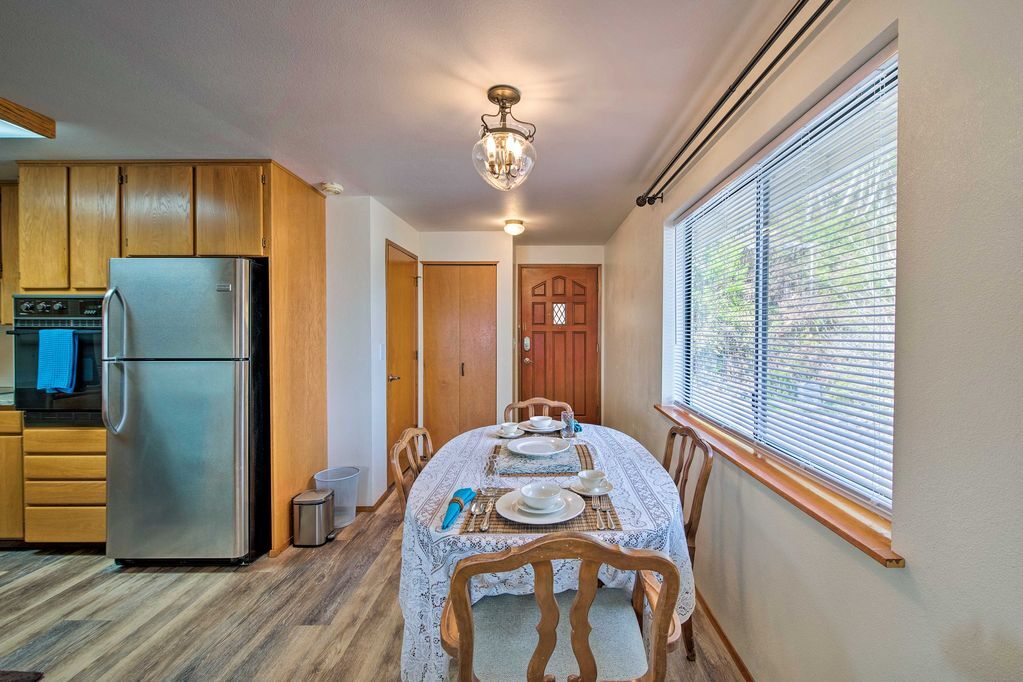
[603,0,1023,679]
[326,196,419,506]
[417,231,515,424]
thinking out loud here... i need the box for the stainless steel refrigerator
[103,257,269,563]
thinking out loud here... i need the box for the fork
[600,496,615,530]
[592,496,605,530]
[467,499,483,533]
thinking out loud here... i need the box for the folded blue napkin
[36,329,78,394]
[441,488,477,530]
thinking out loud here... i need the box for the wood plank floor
[0,493,744,681]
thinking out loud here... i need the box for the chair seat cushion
[469,587,647,681]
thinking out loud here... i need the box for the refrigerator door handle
[102,286,127,361]
[102,359,128,434]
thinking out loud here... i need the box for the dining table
[398,423,695,682]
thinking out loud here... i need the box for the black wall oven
[12,295,104,427]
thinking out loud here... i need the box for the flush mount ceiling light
[0,98,55,138]
[472,85,536,191]
[503,219,525,236]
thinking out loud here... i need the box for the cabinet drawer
[0,412,23,434]
[25,480,107,505]
[24,455,106,480]
[24,428,106,454]
[24,506,105,543]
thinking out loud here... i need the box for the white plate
[507,437,572,458]
[517,496,567,515]
[518,420,566,433]
[568,478,614,497]
[496,489,585,525]
[494,427,526,439]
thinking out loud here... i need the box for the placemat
[489,443,594,477]
[460,487,621,535]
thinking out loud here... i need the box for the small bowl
[528,415,553,429]
[577,469,607,491]
[499,421,519,435]
[519,481,562,511]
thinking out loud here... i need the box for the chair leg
[682,616,696,661]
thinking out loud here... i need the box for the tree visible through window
[671,54,898,512]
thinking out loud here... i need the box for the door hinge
[260,173,266,185]
[261,237,269,249]
[413,275,420,287]
[118,172,126,185]
[414,350,419,360]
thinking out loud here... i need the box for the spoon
[467,499,483,532]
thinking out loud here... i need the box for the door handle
[388,374,401,382]
[102,359,128,435]
[523,357,532,365]
[460,362,465,377]
[101,286,126,361]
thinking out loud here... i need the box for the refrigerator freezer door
[106,359,248,560]
[106,258,250,360]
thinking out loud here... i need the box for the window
[670,55,897,513]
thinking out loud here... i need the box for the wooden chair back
[389,427,434,508]
[444,531,680,682]
[662,426,714,562]
[503,397,573,423]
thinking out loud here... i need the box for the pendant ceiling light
[472,85,536,191]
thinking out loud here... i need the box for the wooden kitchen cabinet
[122,164,194,256]
[0,183,19,324]
[0,435,24,539]
[196,164,265,255]
[70,165,120,288]
[18,165,69,289]
[23,427,107,543]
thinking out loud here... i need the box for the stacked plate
[495,482,585,525]
[506,437,572,458]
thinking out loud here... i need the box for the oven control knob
[36,302,51,313]
[19,302,34,313]
[52,302,65,312]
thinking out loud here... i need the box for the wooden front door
[423,264,497,449]
[385,241,419,485]
[519,266,601,423]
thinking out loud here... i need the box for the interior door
[519,265,601,423]
[385,241,419,485]
[423,264,497,449]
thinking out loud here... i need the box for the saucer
[517,496,567,515]
[568,478,614,497]
[518,420,565,433]
[494,427,526,439]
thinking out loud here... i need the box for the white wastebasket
[313,466,360,529]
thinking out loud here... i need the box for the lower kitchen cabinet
[23,427,107,543]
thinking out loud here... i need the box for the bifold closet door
[423,264,497,449]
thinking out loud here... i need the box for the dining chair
[503,397,573,423]
[440,531,681,682]
[389,426,434,509]
[661,425,714,661]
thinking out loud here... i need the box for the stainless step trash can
[292,489,336,547]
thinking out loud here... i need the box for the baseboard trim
[696,589,754,681]
[356,487,392,513]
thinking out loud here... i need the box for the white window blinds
[672,55,898,512]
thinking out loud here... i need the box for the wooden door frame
[385,239,420,486]
[516,264,602,421]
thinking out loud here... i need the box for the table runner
[459,488,621,534]
[398,425,694,682]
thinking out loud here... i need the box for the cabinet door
[423,264,462,449]
[0,185,19,325]
[0,436,23,539]
[18,165,69,288]
[458,265,497,431]
[196,165,264,255]
[70,165,120,288]
[122,165,193,256]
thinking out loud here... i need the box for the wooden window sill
[655,404,905,568]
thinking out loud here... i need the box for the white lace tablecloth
[398,425,695,682]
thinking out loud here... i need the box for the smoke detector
[318,182,345,195]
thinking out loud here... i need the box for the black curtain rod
[636,0,831,207]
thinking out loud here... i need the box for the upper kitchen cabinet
[19,165,69,289]
[121,165,194,256]
[70,166,120,289]
[196,164,266,256]
[0,183,19,324]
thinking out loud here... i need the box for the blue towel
[441,488,477,530]
[36,329,78,394]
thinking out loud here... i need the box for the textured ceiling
[0,0,785,244]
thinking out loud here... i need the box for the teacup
[499,421,519,436]
[528,415,553,429]
[577,469,607,492]
[520,481,562,511]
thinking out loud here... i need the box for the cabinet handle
[460,362,465,377]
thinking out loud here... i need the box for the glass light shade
[504,220,525,236]
[472,130,536,191]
